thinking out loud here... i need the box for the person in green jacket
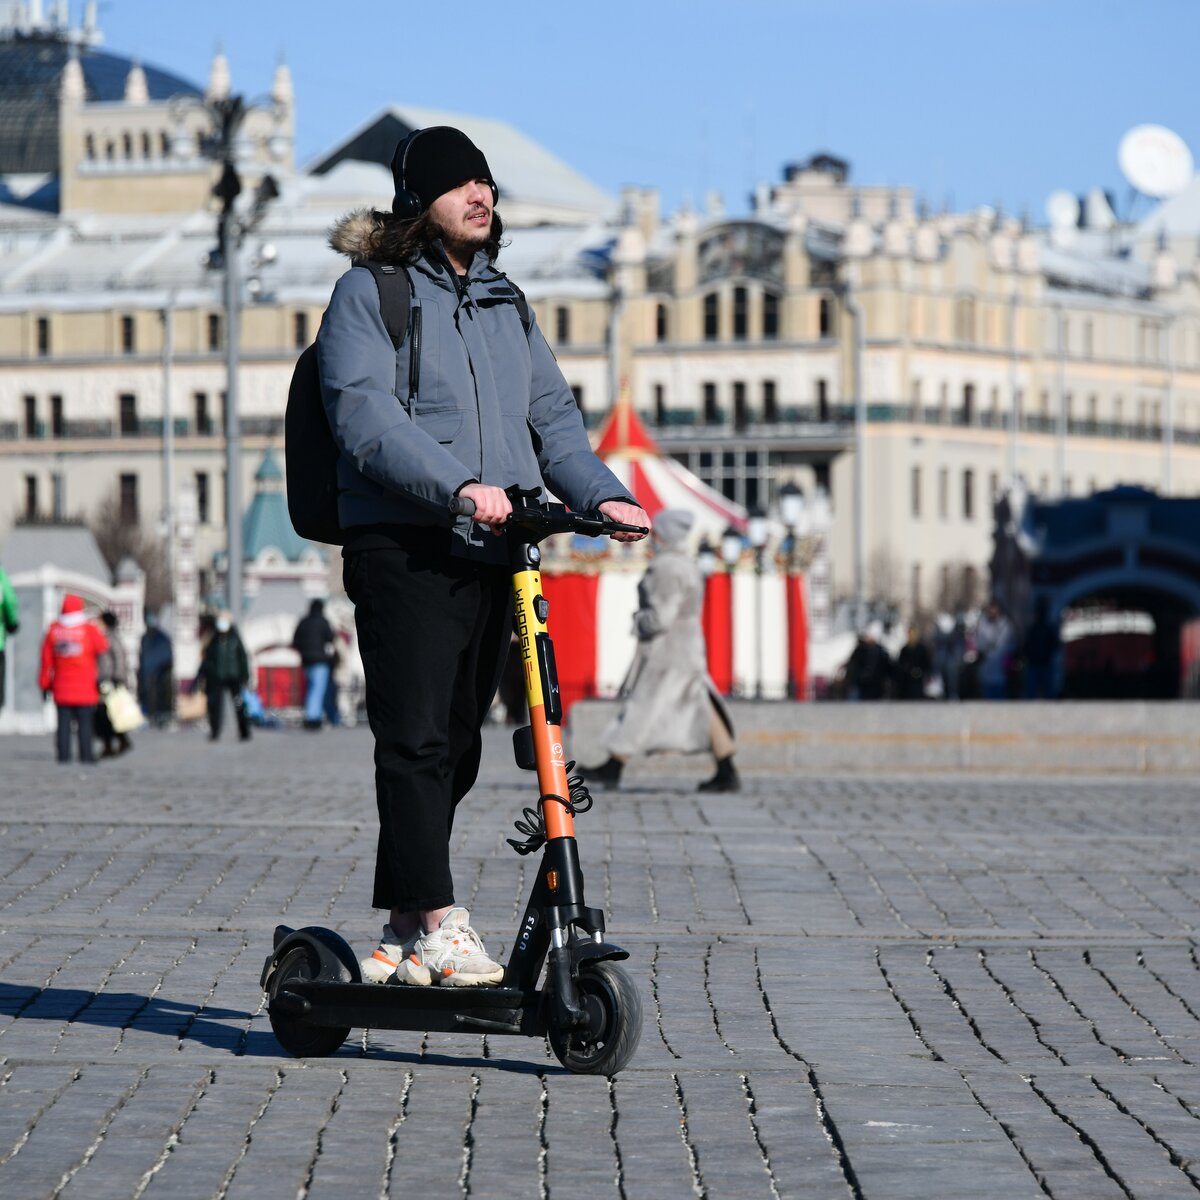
[195,611,251,742]
[0,563,19,713]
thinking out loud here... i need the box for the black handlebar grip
[449,495,476,517]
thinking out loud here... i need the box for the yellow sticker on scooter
[513,569,545,710]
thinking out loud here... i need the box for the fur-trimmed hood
[328,208,403,266]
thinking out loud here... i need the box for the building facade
[3,9,1200,634]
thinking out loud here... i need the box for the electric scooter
[260,487,648,1075]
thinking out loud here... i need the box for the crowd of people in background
[837,600,1061,701]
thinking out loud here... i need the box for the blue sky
[96,0,1199,224]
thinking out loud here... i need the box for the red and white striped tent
[536,392,809,717]
[592,392,748,541]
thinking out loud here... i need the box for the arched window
[84,133,96,160]
[703,293,719,341]
[762,292,779,340]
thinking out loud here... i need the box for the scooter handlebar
[448,489,647,540]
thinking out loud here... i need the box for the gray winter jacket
[316,210,631,560]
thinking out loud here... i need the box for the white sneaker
[402,908,505,987]
[360,923,423,985]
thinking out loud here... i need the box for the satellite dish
[1045,190,1080,229]
[1118,125,1194,198]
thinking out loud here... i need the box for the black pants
[56,704,95,763]
[206,681,250,740]
[344,545,512,913]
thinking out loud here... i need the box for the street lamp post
[747,507,769,699]
[173,92,280,618]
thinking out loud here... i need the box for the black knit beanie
[391,126,493,215]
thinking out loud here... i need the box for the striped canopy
[593,392,748,541]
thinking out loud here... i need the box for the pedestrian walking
[843,622,893,700]
[137,611,174,727]
[292,598,336,730]
[38,593,108,763]
[194,611,251,742]
[94,610,133,757]
[975,600,1014,700]
[0,560,19,713]
[895,624,932,700]
[580,509,738,793]
[318,124,646,986]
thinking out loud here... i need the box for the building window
[293,311,309,348]
[989,472,999,501]
[762,380,778,423]
[1114,395,1123,425]
[963,469,975,520]
[555,306,570,344]
[569,384,584,413]
[732,287,748,340]
[24,475,38,520]
[733,381,749,430]
[938,468,948,519]
[816,378,829,422]
[653,383,666,425]
[911,563,922,615]
[85,133,96,160]
[118,393,138,436]
[193,392,211,436]
[1083,319,1094,358]
[36,316,50,356]
[762,292,779,340]
[121,314,136,354]
[159,130,170,157]
[141,131,152,158]
[50,395,64,437]
[22,394,36,438]
[954,296,975,343]
[911,466,922,518]
[122,131,133,159]
[702,382,719,424]
[703,293,719,341]
[50,471,64,519]
[962,383,975,425]
[195,472,210,525]
[207,313,222,351]
[119,474,138,523]
[818,295,833,338]
[655,303,668,343]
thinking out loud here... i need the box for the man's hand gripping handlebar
[451,485,649,543]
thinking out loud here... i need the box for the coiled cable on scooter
[506,761,593,855]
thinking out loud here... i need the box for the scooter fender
[569,939,630,972]
[260,925,361,991]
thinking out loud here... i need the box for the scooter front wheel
[268,945,351,1058]
[548,961,643,1075]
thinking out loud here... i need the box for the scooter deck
[271,979,547,1037]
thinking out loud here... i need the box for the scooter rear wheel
[548,961,643,1076]
[268,945,351,1057]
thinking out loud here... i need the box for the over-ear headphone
[391,127,499,219]
[391,129,424,219]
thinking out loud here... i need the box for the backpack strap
[507,278,533,335]
[360,261,412,348]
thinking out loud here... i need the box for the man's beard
[430,212,493,261]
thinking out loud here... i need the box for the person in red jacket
[39,593,109,764]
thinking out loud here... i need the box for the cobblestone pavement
[2,725,1200,1199]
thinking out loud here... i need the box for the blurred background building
[3,4,1200,709]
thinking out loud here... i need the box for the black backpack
[284,262,531,545]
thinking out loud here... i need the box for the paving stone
[3,727,1200,1197]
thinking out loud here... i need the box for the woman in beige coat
[580,509,738,792]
